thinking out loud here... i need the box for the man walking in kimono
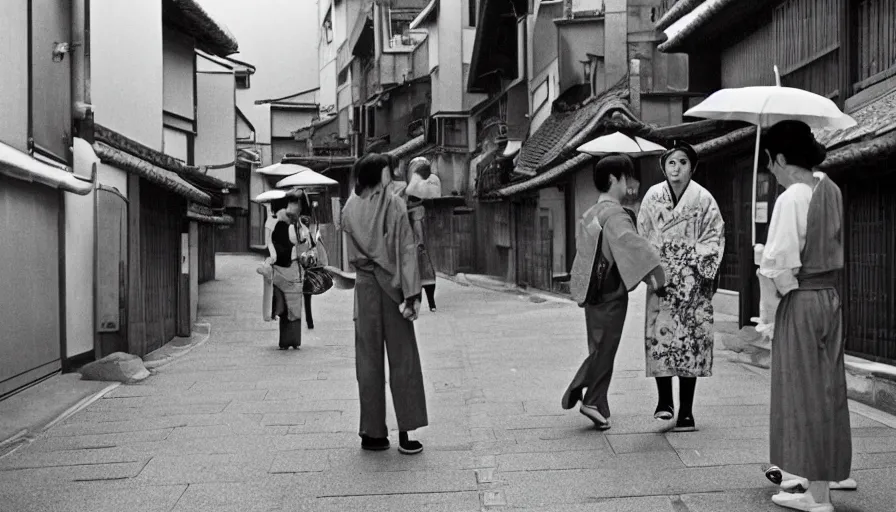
[562,154,667,430]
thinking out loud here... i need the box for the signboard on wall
[181,233,189,274]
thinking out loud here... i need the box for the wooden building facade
[659,0,896,364]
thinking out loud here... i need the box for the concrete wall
[91,0,164,150]
[271,109,317,138]
[557,20,605,93]
[196,63,237,184]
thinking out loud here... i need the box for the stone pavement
[1,254,895,512]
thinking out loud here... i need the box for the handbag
[303,266,334,295]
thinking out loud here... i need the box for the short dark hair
[270,197,290,214]
[353,153,390,195]
[761,120,827,170]
[592,154,635,192]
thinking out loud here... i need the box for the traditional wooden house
[658,0,896,364]
[0,0,96,397]
[80,0,238,360]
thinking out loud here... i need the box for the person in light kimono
[404,157,439,311]
[341,153,427,455]
[637,141,725,433]
[757,121,851,512]
[563,154,667,430]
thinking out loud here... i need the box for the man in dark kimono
[563,154,666,430]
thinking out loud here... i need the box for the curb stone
[143,323,212,370]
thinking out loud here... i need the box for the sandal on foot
[830,478,857,490]
[654,404,674,421]
[670,415,696,432]
[770,491,834,512]
[360,435,390,451]
[579,405,611,430]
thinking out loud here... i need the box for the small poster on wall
[755,202,769,224]
[181,233,189,274]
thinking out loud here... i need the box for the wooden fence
[841,175,896,364]
[424,200,475,275]
[198,223,216,284]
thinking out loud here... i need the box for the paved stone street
[1,254,895,511]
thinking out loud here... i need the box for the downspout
[72,0,95,149]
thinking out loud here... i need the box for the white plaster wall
[319,60,338,114]
[65,138,99,357]
[196,70,237,184]
[91,0,163,150]
[530,59,559,134]
[436,0,463,112]
[97,163,129,196]
[271,110,317,137]
[163,29,196,120]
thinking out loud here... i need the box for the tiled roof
[655,0,705,31]
[815,88,896,149]
[514,78,632,176]
[165,0,238,56]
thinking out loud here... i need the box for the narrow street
[1,254,895,512]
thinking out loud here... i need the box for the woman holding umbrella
[637,141,725,432]
[758,121,849,512]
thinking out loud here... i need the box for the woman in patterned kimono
[637,141,725,432]
[758,121,850,512]
[341,153,428,455]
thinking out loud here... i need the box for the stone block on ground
[79,352,150,383]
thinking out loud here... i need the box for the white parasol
[684,66,857,244]
[255,162,314,177]
[576,132,667,156]
[275,169,338,188]
[253,189,290,203]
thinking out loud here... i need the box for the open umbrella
[256,162,314,176]
[252,189,289,203]
[683,66,857,244]
[276,169,338,188]
[576,132,667,156]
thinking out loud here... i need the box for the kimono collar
[665,179,693,208]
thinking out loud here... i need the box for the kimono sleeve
[695,193,726,280]
[389,197,422,301]
[603,210,662,291]
[636,190,661,250]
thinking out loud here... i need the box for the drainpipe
[72,0,94,142]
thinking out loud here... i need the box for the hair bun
[808,140,827,168]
